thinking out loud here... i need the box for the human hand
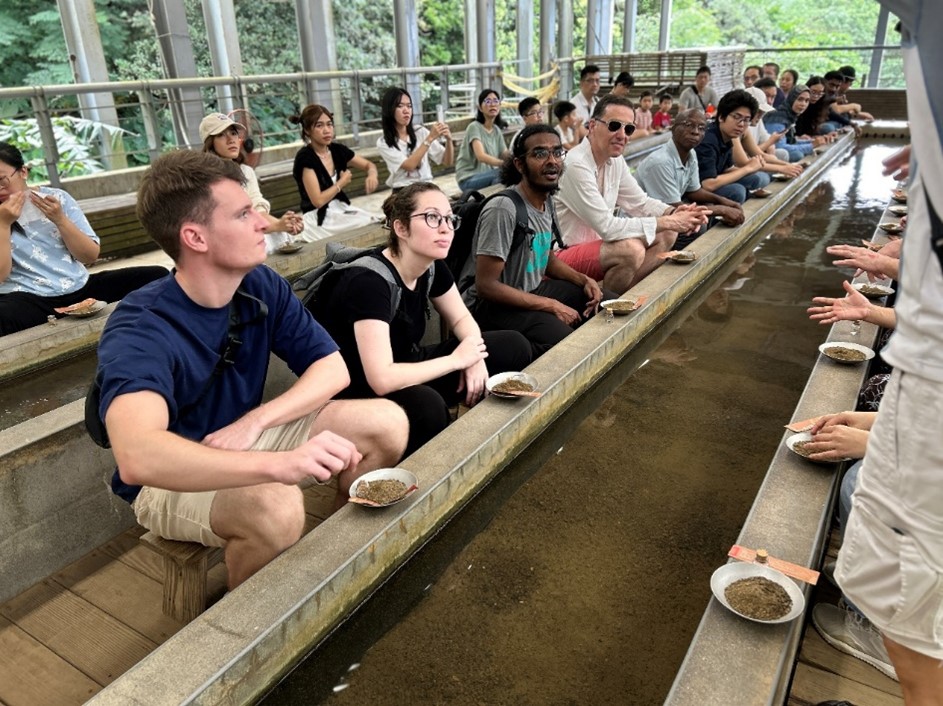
[662,205,710,233]
[285,430,362,485]
[451,334,488,370]
[858,111,874,121]
[202,413,265,451]
[803,425,869,461]
[745,154,765,173]
[364,170,379,194]
[429,122,450,140]
[880,238,902,259]
[780,163,803,179]
[543,297,580,325]
[807,280,870,324]
[810,410,875,434]
[337,170,353,189]
[30,191,66,226]
[827,244,897,280]
[277,211,303,235]
[712,205,744,226]
[882,145,911,181]
[0,191,26,227]
[770,130,786,141]
[458,359,489,407]
[581,277,603,317]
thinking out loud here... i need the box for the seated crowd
[6,61,871,595]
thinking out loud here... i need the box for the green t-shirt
[455,121,506,183]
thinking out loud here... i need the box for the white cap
[199,113,246,142]
[745,87,774,113]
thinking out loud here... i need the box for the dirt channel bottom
[266,153,889,705]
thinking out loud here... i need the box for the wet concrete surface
[262,143,901,705]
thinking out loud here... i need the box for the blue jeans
[458,169,501,194]
[714,171,771,203]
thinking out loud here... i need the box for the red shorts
[555,240,605,281]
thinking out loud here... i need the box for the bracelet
[424,139,434,147]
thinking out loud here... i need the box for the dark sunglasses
[596,119,637,136]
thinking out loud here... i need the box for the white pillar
[201,0,244,113]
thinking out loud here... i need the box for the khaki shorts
[132,411,320,548]
[837,371,943,658]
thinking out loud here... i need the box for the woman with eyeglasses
[377,87,453,192]
[309,182,531,456]
[0,141,167,336]
[290,104,382,242]
[454,89,510,194]
[200,113,303,253]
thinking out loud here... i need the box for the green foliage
[0,116,130,180]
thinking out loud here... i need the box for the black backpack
[294,243,433,318]
[447,188,566,293]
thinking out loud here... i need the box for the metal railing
[0,44,903,187]
[0,62,504,187]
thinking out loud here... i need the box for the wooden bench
[139,531,225,623]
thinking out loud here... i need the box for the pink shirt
[635,109,653,132]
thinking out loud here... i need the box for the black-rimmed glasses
[528,146,566,161]
[410,212,461,230]
[596,119,637,136]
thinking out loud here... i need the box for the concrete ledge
[85,134,856,705]
[665,172,905,705]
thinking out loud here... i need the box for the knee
[604,238,645,269]
[248,485,305,550]
[360,399,409,463]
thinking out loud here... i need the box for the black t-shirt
[292,142,355,224]
[317,254,453,396]
[694,121,732,182]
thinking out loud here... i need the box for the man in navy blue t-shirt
[96,150,407,589]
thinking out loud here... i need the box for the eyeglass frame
[525,146,566,161]
[410,211,462,230]
[593,118,637,136]
[675,120,707,134]
[0,168,23,187]
[482,98,501,106]
[724,111,753,126]
[523,108,545,118]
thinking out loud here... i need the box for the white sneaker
[812,602,899,681]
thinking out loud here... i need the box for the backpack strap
[494,188,568,253]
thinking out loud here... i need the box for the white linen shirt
[570,91,598,124]
[553,138,668,247]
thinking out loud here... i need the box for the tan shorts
[132,411,320,548]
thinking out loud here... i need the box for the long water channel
[263,143,901,705]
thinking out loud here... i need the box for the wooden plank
[50,548,183,643]
[303,482,339,522]
[797,626,903,697]
[0,580,157,686]
[790,662,903,706]
[0,616,101,705]
[101,527,164,584]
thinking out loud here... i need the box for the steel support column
[658,0,672,52]
[149,0,207,148]
[476,0,497,92]
[56,0,125,168]
[558,0,574,96]
[516,1,534,81]
[586,0,614,56]
[868,4,890,88]
[623,0,638,54]
[539,0,557,76]
[393,0,423,121]
[295,0,340,117]
[201,0,244,113]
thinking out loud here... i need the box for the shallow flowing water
[263,143,902,705]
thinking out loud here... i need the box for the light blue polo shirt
[635,139,701,204]
[0,187,98,296]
